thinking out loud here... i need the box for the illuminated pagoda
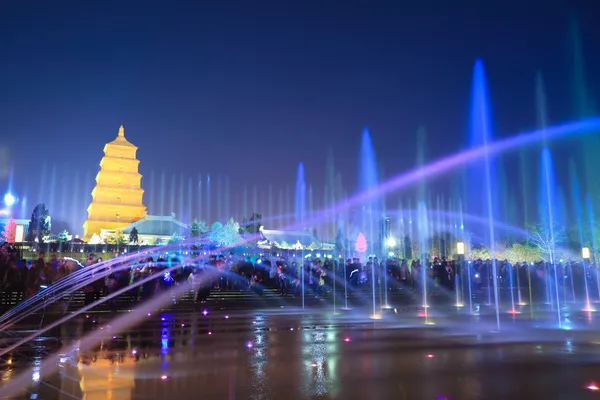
[83,125,146,241]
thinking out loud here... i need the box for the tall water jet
[159,171,166,217]
[416,127,427,202]
[187,177,192,224]
[225,176,230,221]
[197,173,202,221]
[359,128,379,255]
[326,148,336,239]
[295,163,306,227]
[206,174,211,223]
[268,184,273,226]
[417,201,431,322]
[468,59,500,330]
[570,160,589,306]
[216,175,222,222]
[539,147,562,326]
[359,128,380,316]
[295,163,307,309]
[178,173,184,222]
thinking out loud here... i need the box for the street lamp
[582,247,591,260]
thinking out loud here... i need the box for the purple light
[161,375,168,380]
[202,310,208,316]
[246,342,253,348]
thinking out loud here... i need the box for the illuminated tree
[1,217,16,244]
[209,219,242,247]
[168,232,183,244]
[190,220,208,237]
[528,221,566,262]
[58,229,69,243]
[355,232,367,253]
[108,229,128,245]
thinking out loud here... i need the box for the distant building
[101,213,188,246]
[257,228,334,252]
[83,125,146,240]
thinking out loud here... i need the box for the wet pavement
[2,306,600,399]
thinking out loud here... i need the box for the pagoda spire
[118,125,125,137]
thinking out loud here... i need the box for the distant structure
[117,214,188,246]
[83,125,146,240]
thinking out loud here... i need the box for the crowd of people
[2,241,600,309]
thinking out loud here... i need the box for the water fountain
[468,59,501,330]
[358,127,381,317]
[295,162,306,309]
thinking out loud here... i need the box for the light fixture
[385,237,396,248]
[582,247,591,260]
[457,242,465,255]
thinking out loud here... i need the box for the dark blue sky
[1,0,599,233]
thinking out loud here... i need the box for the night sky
[1,1,599,234]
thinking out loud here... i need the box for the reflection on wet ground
[3,307,600,399]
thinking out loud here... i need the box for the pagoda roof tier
[105,125,137,148]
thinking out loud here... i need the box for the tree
[129,227,139,244]
[58,229,69,243]
[1,217,17,244]
[168,232,183,244]
[108,229,128,245]
[242,213,263,235]
[528,221,566,262]
[26,203,50,242]
[469,244,492,260]
[502,242,542,264]
[355,232,367,253]
[209,218,242,246]
[190,220,208,237]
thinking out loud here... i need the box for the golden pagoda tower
[83,125,146,240]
